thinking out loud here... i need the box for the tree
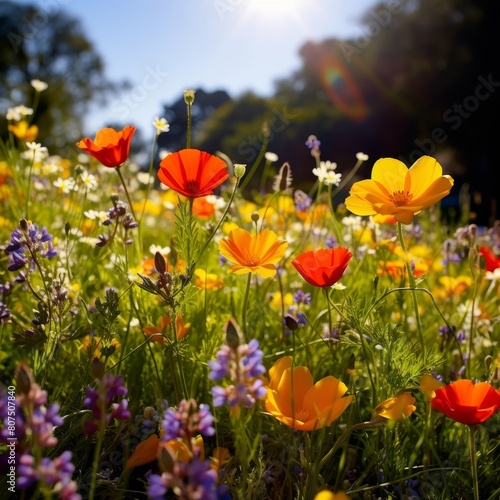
[0,1,122,154]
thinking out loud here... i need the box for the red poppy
[76,126,136,168]
[479,246,500,272]
[158,149,229,198]
[430,379,500,425]
[291,247,352,288]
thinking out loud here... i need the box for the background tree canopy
[1,0,498,223]
[0,0,123,153]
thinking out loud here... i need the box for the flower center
[389,190,413,206]
[294,407,312,422]
[247,253,260,266]
[185,179,200,194]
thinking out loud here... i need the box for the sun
[239,0,314,30]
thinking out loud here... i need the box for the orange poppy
[479,246,500,272]
[430,379,500,425]
[218,227,288,279]
[265,356,353,431]
[76,125,136,168]
[291,247,352,288]
[158,149,229,198]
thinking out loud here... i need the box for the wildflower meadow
[1,84,500,500]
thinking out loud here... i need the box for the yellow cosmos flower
[8,120,38,141]
[345,156,454,224]
[313,491,350,500]
[420,374,444,400]
[218,228,288,279]
[373,392,416,420]
[194,268,224,290]
[265,356,353,431]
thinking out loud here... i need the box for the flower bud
[183,90,196,105]
[233,164,246,179]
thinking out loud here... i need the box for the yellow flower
[269,291,293,310]
[265,356,353,431]
[80,335,120,358]
[218,227,288,279]
[420,374,444,400]
[313,491,350,500]
[345,156,454,224]
[8,120,38,141]
[194,269,224,290]
[373,392,416,420]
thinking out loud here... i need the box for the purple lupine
[293,290,311,306]
[148,457,219,500]
[161,399,215,442]
[5,219,57,272]
[209,339,267,409]
[83,374,130,434]
[96,198,138,247]
[18,451,80,499]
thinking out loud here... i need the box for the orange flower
[192,196,216,218]
[143,315,170,344]
[126,434,160,469]
[76,125,136,168]
[291,247,352,288]
[218,228,288,279]
[265,356,353,431]
[373,392,416,420]
[8,120,38,141]
[175,315,191,340]
[345,156,454,224]
[158,149,229,198]
[431,379,500,425]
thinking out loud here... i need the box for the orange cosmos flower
[345,156,454,224]
[373,392,416,420]
[158,149,229,198]
[430,379,500,425]
[291,247,352,288]
[76,125,136,168]
[218,228,288,279]
[265,356,353,431]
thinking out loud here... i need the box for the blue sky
[17,0,378,138]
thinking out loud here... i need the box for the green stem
[116,167,137,221]
[89,384,107,500]
[469,425,479,500]
[194,176,240,266]
[140,134,158,224]
[397,222,425,357]
[241,272,252,341]
[186,101,192,149]
[324,287,333,335]
[239,131,269,193]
